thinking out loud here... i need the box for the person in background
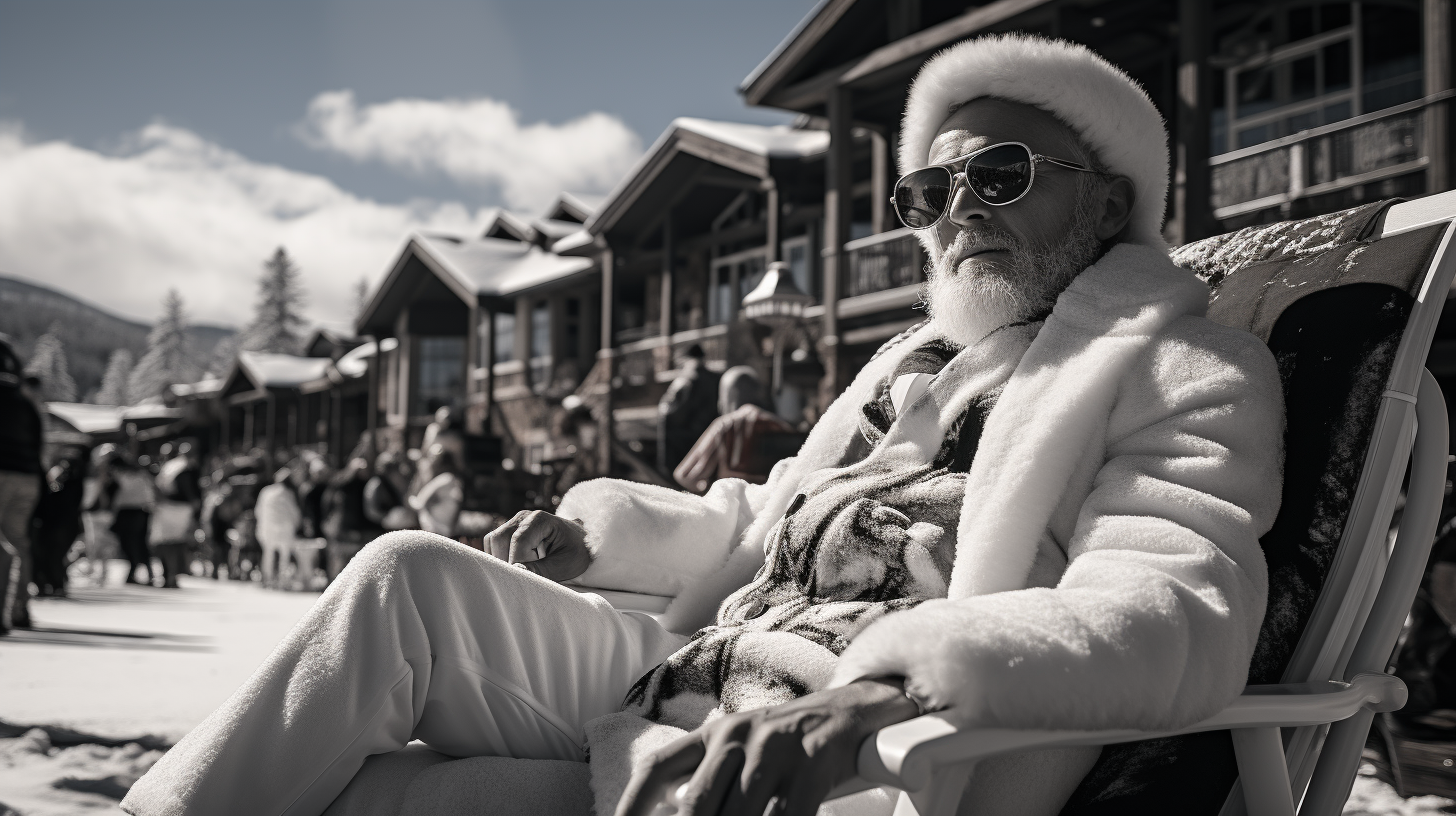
[254,466,321,590]
[673,366,794,493]
[409,444,463,538]
[109,453,157,586]
[0,336,44,631]
[80,444,120,586]
[364,450,416,532]
[321,445,382,582]
[32,446,86,597]
[656,344,721,476]
[151,443,202,589]
[298,454,330,540]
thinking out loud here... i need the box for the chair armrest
[847,672,1406,794]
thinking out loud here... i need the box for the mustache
[934,225,1026,274]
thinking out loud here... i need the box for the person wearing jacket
[110,455,157,586]
[0,336,43,631]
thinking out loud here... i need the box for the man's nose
[945,180,993,225]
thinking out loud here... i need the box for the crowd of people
[0,327,495,633]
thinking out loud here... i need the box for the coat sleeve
[831,320,1285,731]
[557,459,790,598]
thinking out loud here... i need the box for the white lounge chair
[824,190,1456,816]
[327,193,1456,816]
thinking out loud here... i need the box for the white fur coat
[559,242,1284,810]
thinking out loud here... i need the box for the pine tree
[93,348,135,405]
[244,247,308,354]
[128,289,200,403]
[24,324,78,402]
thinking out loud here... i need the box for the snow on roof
[673,118,829,158]
[170,377,224,399]
[238,352,332,390]
[414,234,594,298]
[551,229,596,255]
[121,401,182,421]
[335,337,398,378]
[46,402,123,434]
[530,218,583,241]
[560,192,605,214]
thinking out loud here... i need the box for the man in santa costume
[124,34,1283,816]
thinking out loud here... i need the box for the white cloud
[0,122,488,330]
[298,90,642,212]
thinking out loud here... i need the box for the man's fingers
[485,511,527,561]
[679,741,744,816]
[508,511,547,563]
[777,763,836,816]
[615,737,706,816]
[722,734,790,816]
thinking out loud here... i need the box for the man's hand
[485,510,591,582]
[615,679,920,816]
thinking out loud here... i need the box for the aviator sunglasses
[891,141,1098,230]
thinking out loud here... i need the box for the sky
[0,0,818,333]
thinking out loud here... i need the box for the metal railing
[842,228,923,299]
[1211,92,1454,222]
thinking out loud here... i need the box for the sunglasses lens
[966,144,1032,204]
[893,167,953,229]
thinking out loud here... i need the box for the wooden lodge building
[167,0,1452,492]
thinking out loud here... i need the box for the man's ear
[1095,176,1136,242]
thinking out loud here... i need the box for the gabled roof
[586,118,829,239]
[546,192,605,224]
[739,0,1059,116]
[45,402,124,435]
[169,377,224,400]
[227,352,332,396]
[482,209,538,243]
[357,234,596,335]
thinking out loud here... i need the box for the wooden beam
[740,0,859,106]
[1426,0,1453,193]
[661,214,674,337]
[598,246,616,476]
[840,0,1055,88]
[821,86,853,404]
[1174,0,1213,243]
[766,182,781,262]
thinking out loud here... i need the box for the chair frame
[827,191,1456,816]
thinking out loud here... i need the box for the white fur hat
[900,34,1169,247]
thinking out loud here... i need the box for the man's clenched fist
[485,510,592,582]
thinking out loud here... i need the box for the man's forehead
[927,97,1081,162]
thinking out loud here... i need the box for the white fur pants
[121,530,688,816]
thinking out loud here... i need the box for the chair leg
[1232,727,1296,816]
[894,761,976,816]
[1296,709,1375,816]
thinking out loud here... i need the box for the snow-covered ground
[0,559,1450,815]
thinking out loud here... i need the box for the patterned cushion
[1061,201,1450,815]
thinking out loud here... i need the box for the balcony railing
[842,228,924,299]
[1211,92,1454,223]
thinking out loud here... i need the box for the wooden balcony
[1211,92,1455,224]
[842,227,924,299]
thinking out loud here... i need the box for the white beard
[925,194,1102,348]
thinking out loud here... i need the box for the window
[1215,2,1422,154]
[493,312,515,364]
[710,248,767,325]
[530,301,551,388]
[414,336,465,416]
[780,235,815,299]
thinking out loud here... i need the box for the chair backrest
[1059,196,1456,816]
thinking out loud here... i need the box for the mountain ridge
[0,274,235,400]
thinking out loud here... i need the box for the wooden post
[482,310,496,437]
[466,302,481,436]
[661,213,675,338]
[597,246,615,476]
[1174,0,1213,245]
[820,85,853,404]
[1426,0,1453,193]
[765,181,781,262]
[871,129,891,233]
[365,339,378,445]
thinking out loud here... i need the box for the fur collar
[741,243,1207,598]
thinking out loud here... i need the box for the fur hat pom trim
[900,34,1170,248]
